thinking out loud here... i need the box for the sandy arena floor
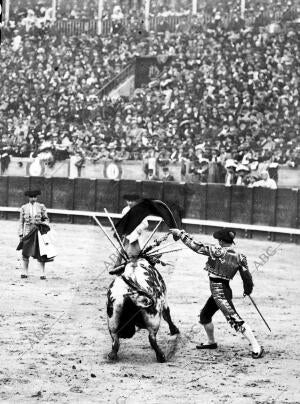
[0,219,299,404]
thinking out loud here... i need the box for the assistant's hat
[123,194,140,201]
[24,189,41,197]
[213,228,236,244]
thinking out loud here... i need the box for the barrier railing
[1,206,299,241]
[55,19,97,35]
[52,9,298,36]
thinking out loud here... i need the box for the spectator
[252,170,277,189]
[1,0,299,186]
[161,166,175,182]
[146,168,159,181]
[224,159,237,186]
[236,164,251,186]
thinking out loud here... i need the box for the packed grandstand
[0,0,299,186]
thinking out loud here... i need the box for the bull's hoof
[108,351,118,361]
[156,353,166,363]
[170,326,180,335]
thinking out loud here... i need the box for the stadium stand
[0,0,299,186]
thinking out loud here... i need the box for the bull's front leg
[107,298,123,361]
[148,329,166,363]
[108,331,120,361]
[162,305,180,336]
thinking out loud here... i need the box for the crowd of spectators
[7,0,299,22]
[1,1,300,187]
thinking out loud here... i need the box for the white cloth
[252,179,277,189]
[38,230,57,259]
[69,155,79,179]
[121,206,149,248]
[121,206,130,216]
[126,218,149,247]
[236,176,245,186]
[148,157,157,171]
[225,173,234,186]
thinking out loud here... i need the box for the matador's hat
[24,189,41,197]
[213,228,236,244]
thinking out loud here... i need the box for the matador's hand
[169,228,182,241]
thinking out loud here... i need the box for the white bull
[107,258,179,362]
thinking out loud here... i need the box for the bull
[107,257,179,363]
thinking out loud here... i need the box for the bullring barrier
[0,176,299,242]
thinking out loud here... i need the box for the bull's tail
[118,297,145,339]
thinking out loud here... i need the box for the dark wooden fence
[0,177,299,230]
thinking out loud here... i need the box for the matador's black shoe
[252,346,265,359]
[196,343,218,350]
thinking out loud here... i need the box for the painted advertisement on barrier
[1,157,300,187]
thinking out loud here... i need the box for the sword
[247,295,271,332]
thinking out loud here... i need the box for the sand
[0,219,299,404]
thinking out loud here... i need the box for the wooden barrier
[231,186,253,224]
[95,179,119,213]
[206,184,231,222]
[276,188,298,228]
[185,184,207,220]
[73,178,96,224]
[0,177,8,206]
[51,178,75,223]
[29,176,53,208]
[0,177,299,239]
[253,188,276,226]
[7,177,29,207]
[141,181,163,200]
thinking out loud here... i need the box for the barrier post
[52,0,57,22]
[192,0,197,14]
[4,0,10,22]
[145,0,150,31]
[241,0,246,19]
[97,0,103,35]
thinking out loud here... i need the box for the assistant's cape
[17,223,54,262]
[115,199,179,237]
